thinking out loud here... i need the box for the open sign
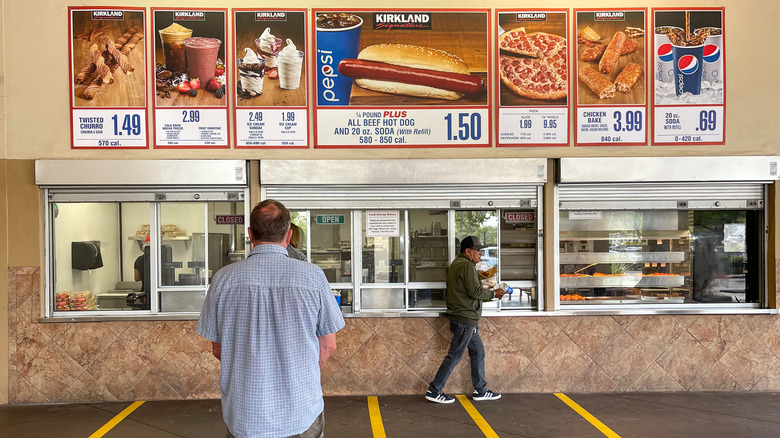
[215,215,244,225]
[504,212,535,223]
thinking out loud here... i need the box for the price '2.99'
[111,114,142,136]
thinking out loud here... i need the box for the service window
[559,209,763,306]
[47,190,247,317]
[408,210,448,309]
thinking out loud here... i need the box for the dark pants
[428,320,487,394]
[227,410,325,438]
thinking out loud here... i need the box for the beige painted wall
[3,0,778,160]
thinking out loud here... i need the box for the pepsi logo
[657,43,674,62]
[678,55,699,75]
[703,44,721,63]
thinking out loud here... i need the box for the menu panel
[574,9,647,146]
[312,9,491,148]
[496,10,569,147]
[233,9,308,148]
[69,7,147,149]
[652,8,725,145]
[152,9,229,148]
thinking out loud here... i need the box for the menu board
[312,10,491,148]
[69,7,147,149]
[496,10,569,147]
[233,10,308,148]
[152,9,229,148]
[652,8,725,145]
[574,9,647,146]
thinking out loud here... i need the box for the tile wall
[8,266,780,404]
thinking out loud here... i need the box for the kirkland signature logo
[256,12,287,21]
[91,10,124,20]
[516,13,547,22]
[595,12,625,21]
[174,11,206,21]
[373,13,432,30]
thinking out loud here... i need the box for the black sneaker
[472,389,501,401]
[425,391,455,404]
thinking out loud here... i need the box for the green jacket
[446,253,495,326]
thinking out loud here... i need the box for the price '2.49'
[111,114,142,136]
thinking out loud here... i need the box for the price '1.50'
[111,114,142,136]
[445,113,482,141]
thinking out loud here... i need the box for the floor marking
[456,394,500,438]
[555,393,621,438]
[88,400,145,438]
[367,396,387,438]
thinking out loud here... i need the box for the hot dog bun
[355,44,472,100]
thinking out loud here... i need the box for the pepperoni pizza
[498,28,568,101]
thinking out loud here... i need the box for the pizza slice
[499,54,567,101]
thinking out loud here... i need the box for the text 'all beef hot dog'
[337,44,484,100]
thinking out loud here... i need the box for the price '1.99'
[112,114,142,136]
[445,113,482,141]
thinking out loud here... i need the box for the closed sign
[215,215,244,225]
[504,212,535,223]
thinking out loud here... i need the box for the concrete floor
[1,392,779,437]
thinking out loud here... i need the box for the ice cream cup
[277,48,304,90]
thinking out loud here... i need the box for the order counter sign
[69,7,148,149]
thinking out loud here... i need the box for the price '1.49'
[112,114,142,136]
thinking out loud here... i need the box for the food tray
[559,275,684,288]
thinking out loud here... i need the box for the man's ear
[283,228,293,246]
[247,226,255,244]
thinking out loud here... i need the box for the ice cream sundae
[255,27,282,73]
[237,47,266,97]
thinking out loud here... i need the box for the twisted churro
[120,31,144,56]
[75,63,97,85]
[115,25,140,48]
[100,35,133,74]
[89,43,113,84]
[83,77,104,100]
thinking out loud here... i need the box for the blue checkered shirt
[197,244,345,438]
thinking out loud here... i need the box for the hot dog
[337,44,483,100]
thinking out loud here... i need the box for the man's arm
[212,341,221,361]
[318,333,337,367]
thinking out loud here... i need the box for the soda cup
[697,27,723,84]
[654,26,681,83]
[672,43,704,96]
[315,13,363,106]
[495,282,513,299]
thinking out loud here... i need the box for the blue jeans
[428,320,487,394]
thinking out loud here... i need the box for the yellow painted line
[88,400,145,438]
[555,393,621,438]
[456,394,500,438]
[367,396,387,438]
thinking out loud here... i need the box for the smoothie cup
[184,37,222,84]
[158,23,192,73]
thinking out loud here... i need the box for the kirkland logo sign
[174,11,206,21]
[595,12,625,21]
[516,13,547,22]
[91,10,124,20]
[256,12,287,21]
[373,13,432,30]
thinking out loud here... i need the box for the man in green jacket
[425,236,508,404]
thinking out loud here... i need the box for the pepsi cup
[672,44,704,96]
[654,26,681,83]
[697,27,723,84]
[316,13,363,106]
